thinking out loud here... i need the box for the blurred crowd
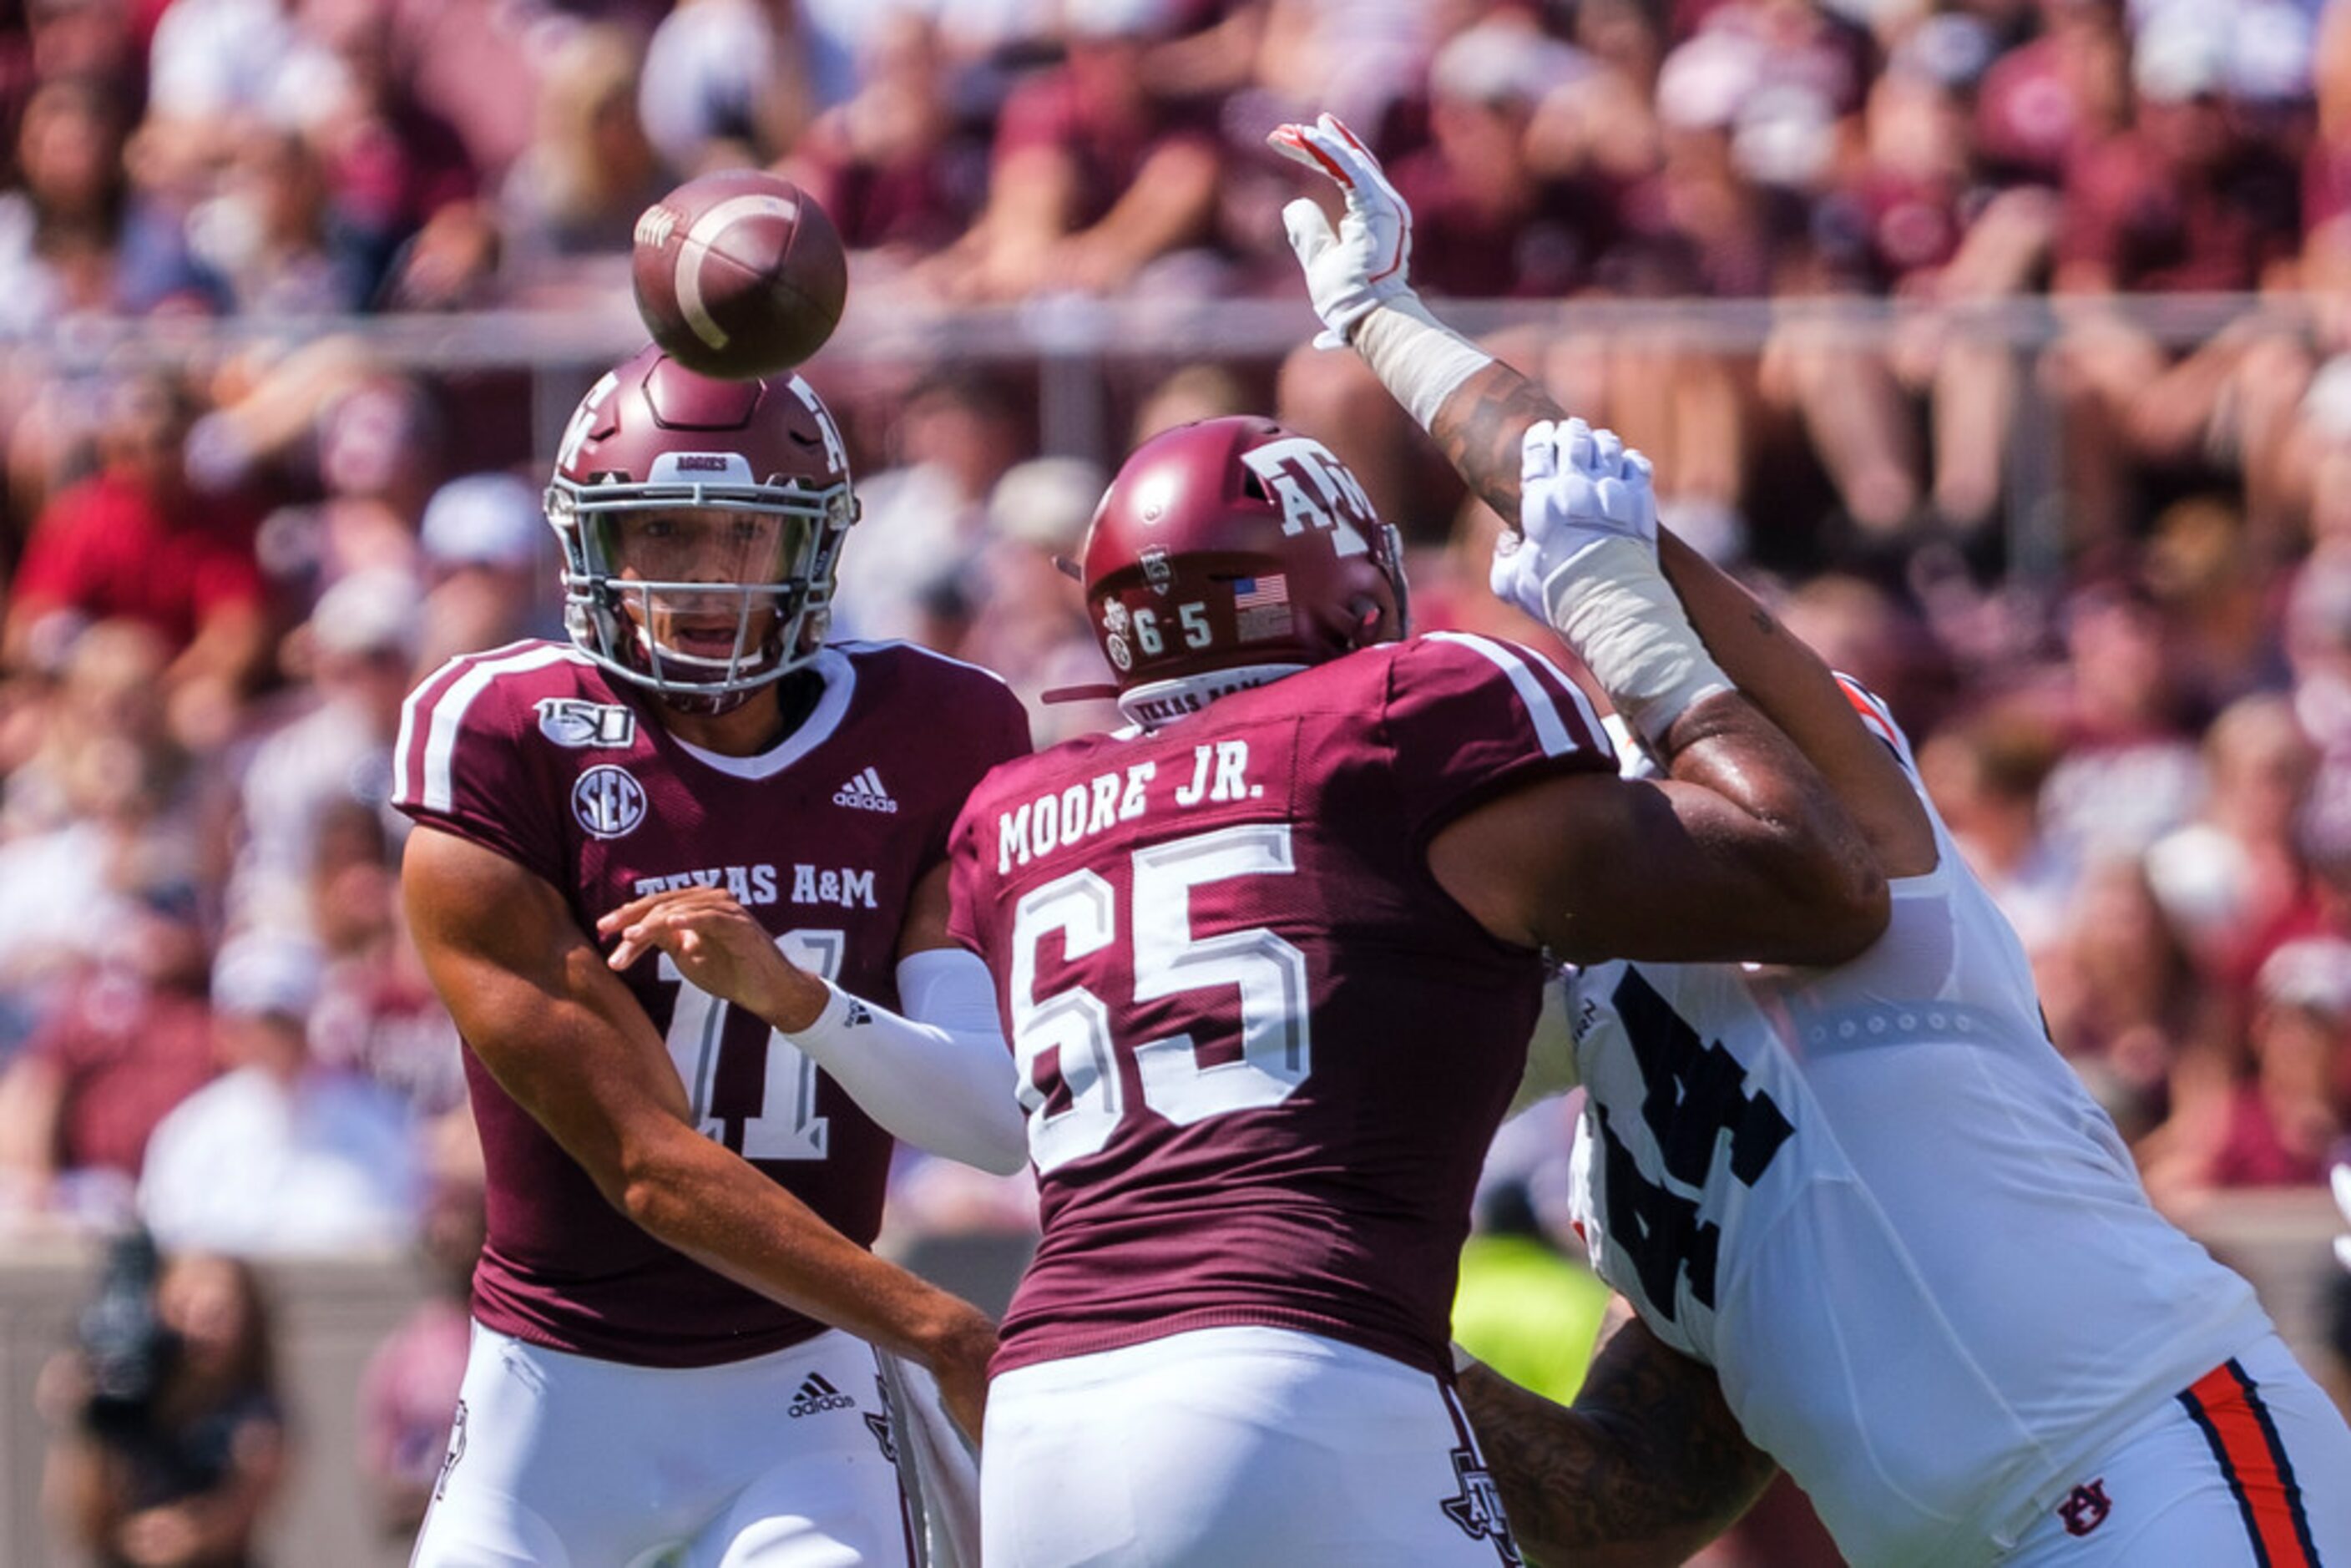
[0,0,2348,556]
[2,0,2351,1551]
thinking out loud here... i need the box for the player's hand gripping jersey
[953,633,1615,1379]
[1563,681,2273,1567]
[395,637,1028,1366]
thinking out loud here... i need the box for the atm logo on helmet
[1241,437,1377,558]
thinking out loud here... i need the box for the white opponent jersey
[1564,682,2273,1568]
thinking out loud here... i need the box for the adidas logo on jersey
[787,1373,857,1419]
[833,767,898,813]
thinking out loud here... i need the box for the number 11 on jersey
[660,929,844,1161]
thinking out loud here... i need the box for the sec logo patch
[573,765,648,839]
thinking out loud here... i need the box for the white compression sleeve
[1348,296,1495,429]
[782,948,1027,1175]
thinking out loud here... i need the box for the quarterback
[947,409,1888,1566]
[1272,111,2351,1567]
[395,346,1027,1566]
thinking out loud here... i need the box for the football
[631,169,848,379]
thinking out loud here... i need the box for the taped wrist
[1541,536,1733,747]
[1348,296,1495,430]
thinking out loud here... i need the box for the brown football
[630,169,848,379]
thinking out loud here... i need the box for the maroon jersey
[948,633,1614,1378]
[393,639,1030,1368]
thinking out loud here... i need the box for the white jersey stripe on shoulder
[394,635,559,806]
[1425,631,1596,757]
[414,644,584,813]
[392,650,502,809]
[392,678,435,807]
[1516,640,1607,751]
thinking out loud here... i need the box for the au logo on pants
[2059,1479,2111,1536]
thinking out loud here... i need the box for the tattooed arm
[1425,358,1561,538]
[1428,361,1938,876]
[1267,113,1935,874]
[1459,1301,1777,1567]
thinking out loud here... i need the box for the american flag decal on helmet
[1235,574,1289,609]
[1235,573,1293,640]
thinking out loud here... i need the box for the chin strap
[654,685,756,718]
[1115,665,1307,731]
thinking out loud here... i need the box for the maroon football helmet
[1079,417,1408,692]
[544,344,857,706]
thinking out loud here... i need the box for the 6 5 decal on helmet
[544,345,858,711]
[1080,417,1410,695]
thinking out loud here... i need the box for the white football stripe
[676,192,802,352]
[417,645,584,812]
[395,639,542,807]
[392,680,428,804]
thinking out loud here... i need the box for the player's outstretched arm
[1271,113,1935,879]
[1431,706,1884,967]
[1459,1305,1777,1568]
[599,865,1028,1176]
[1272,116,1883,963]
[1445,377,1932,876]
[1648,531,1939,876]
[402,826,999,1439]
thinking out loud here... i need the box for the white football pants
[411,1323,915,1568]
[982,1325,1524,1568]
[2004,1333,2351,1566]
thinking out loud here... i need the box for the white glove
[1489,417,1660,628]
[1267,114,1418,348]
[1490,417,1728,744]
[2333,1161,2351,1273]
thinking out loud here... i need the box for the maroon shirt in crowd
[2308,139,2351,235]
[1388,149,1616,301]
[2060,132,2301,292]
[991,69,1218,232]
[950,634,1615,1379]
[1975,35,2104,187]
[392,639,1029,1367]
[25,974,217,1181]
[13,471,262,654]
[1815,169,1964,292]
